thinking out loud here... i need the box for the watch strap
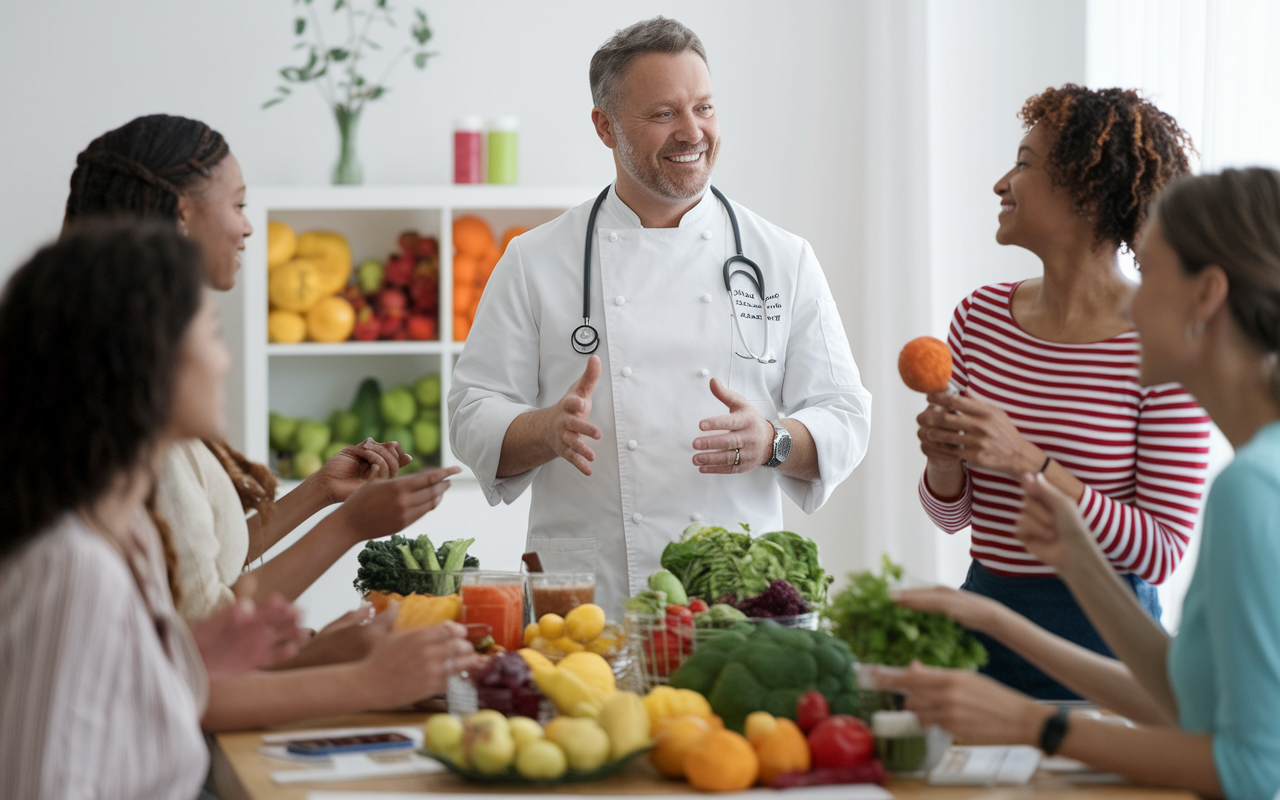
[1038,706,1070,755]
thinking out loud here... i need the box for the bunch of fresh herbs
[823,556,987,669]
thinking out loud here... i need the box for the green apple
[357,259,385,295]
[380,387,417,427]
[414,373,442,408]
[382,424,414,455]
[412,419,441,456]
[417,405,441,424]
[294,419,332,454]
[269,412,298,452]
[321,441,350,462]
[293,450,323,479]
[329,409,360,443]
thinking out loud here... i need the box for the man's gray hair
[589,17,708,113]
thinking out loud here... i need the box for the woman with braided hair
[912,86,1212,699]
[64,115,476,731]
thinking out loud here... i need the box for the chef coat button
[621,366,632,377]
[700,293,712,303]
[615,295,626,306]
[609,232,619,243]
[627,440,638,450]
[690,513,703,522]
[632,512,644,524]
[702,230,713,240]
[699,368,710,377]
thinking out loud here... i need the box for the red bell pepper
[807,715,874,769]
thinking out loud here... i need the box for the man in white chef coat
[449,17,871,613]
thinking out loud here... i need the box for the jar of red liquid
[460,570,528,652]
[453,117,483,184]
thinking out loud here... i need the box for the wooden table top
[211,712,1197,800]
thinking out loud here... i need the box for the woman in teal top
[881,167,1280,799]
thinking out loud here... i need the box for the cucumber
[350,377,383,442]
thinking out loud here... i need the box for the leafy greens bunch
[660,524,832,606]
[353,533,477,596]
[823,556,987,669]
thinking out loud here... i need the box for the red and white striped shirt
[918,282,1211,584]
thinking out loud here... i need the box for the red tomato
[666,604,693,621]
[689,598,709,613]
[796,689,830,733]
[807,715,874,769]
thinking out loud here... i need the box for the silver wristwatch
[764,420,791,468]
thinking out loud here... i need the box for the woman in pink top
[916,85,1211,699]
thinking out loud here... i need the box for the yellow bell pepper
[744,711,810,785]
[392,593,462,631]
[644,685,716,733]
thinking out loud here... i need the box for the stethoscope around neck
[571,184,776,363]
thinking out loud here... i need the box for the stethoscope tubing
[575,184,772,362]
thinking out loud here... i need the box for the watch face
[775,432,792,462]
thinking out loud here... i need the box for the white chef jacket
[449,185,871,614]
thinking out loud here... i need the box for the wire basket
[624,611,820,692]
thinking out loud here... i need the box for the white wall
[1,0,1102,626]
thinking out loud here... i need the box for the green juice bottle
[487,117,519,184]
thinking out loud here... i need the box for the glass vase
[332,105,363,185]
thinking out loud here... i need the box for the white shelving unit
[227,184,600,628]
[237,184,599,475]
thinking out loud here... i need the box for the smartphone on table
[285,732,414,756]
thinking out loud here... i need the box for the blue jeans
[960,560,1162,701]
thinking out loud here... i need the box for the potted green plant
[264,0,436,185]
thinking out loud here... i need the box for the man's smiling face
[607,50,720,203]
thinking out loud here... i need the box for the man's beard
[615,122,718,202]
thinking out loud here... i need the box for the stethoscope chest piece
[571,323,600,355]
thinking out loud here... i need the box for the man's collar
[604,182,716,229]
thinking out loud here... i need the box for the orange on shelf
[499,226,528,256]
[453,311,472,342]
[898,336,953,393]
[453,215,495,257]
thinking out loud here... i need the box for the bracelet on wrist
[1039,456,1051,473]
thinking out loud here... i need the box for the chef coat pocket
[528,536,599,575]
[817,298,858,386]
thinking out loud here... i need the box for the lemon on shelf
[267,220,297,270]
[268,310,307,343]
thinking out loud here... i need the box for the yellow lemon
[304,295,355,343]
[551,636,585,654]
[268,257,325,312]
[538,613,566,640]
[267,310,306,343]
[523,623,541,647]
[267,221,297,270]
[565,603,606,643]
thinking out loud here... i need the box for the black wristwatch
[764,420,791,469]
[1038,706,1070,755]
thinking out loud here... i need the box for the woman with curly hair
[914,85,1212,699]
[886,167,1280,799]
